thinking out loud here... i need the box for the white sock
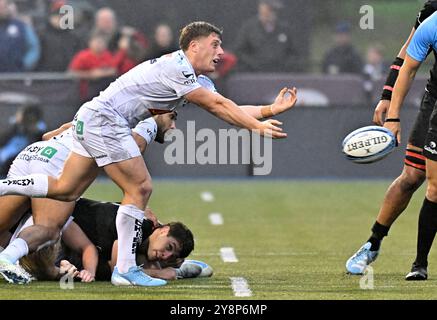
[0,174,48,197]
[0,238,29,264]
[115,204,144,274]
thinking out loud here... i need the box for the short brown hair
[179,21,222,51]
[166,222,194,259]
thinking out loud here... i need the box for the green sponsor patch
[76,120,84,135]
[41,146,58,159]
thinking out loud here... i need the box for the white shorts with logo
[8,140,71,179]
[71,105,141,167]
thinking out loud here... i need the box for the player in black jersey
[346,0,437,280]
[10,197,202,282]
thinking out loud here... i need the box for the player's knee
[426,174,437,201]
[50,180,81,201]
[399,168,426,193]
[138,179,153,199]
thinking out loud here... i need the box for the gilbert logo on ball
[342,126,396,164]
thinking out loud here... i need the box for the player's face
[147,227,181,262]
[195,33,224,73]
[155,112,177,143]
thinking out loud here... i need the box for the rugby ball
[182,260,213,277]
[342,126,396,164]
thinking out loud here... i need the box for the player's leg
[0,151,98,201]
[406,159,437,281]
[0,195,31,237]
[0,198,75,280]
[370,147,425,247]
[103,157,166,286]
[346,149,425,275]
[346,92,434,275]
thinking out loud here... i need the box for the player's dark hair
[166,222,194,258]
[179,21,222,51]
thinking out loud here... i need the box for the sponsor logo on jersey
[76,120,84,135]
[182,71,194,79]
[41,146,58,159]
[182,71,196,85]
[131,219,143,254]
[94,154,108,159]
[2,178,34,186]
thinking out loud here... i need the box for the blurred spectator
[233,0,300,72]
[144,23,178,60]
[68,31,116,101]
[0,0,40,72]
[0,105,46,177]
[113,26,148,74]
[93,7,120,53]
[322,22,363,75]
[36,0,81,71]
[363,44,388,82]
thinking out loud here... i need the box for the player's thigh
[50,151,99,199]
[408,91,436,149]
[31,198,76,229]
[0,195,30,233]
[104,156,151,195]
[72,106,141,168]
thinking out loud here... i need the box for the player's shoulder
[160,50,196,77]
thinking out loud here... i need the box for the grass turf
[1,180,436,300]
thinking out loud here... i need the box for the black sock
[414,198,437,268]
[367,221,390,251]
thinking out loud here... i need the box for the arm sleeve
[132,117,158,145]
[407,12,437,62]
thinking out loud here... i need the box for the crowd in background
[0,0,388,79]
[0,0,393,177]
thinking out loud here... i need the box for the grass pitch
[1,180,436,300]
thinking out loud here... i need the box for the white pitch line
[209,212,224,225]
[220,247,238,262]
[230,277,252,297]
[200,191,214,202]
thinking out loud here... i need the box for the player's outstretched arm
[42,122,73,141]
[185,87,286,138]
[62,221,98,282]
[385,55,421,144]
[374,27,416,125]
[240,87,298,119]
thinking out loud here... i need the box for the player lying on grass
[1,197,211,282]
[346,1,437,280]
[0,113,175,284]
[0,21,298,287]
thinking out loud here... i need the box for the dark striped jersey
[61,198,154,280]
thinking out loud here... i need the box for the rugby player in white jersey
[0,115,172,285]
[0,21,297,286]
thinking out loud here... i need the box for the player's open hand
[77,269,95,282]
[271,87,298,115]
[373,100,390,126]
[257,119,287,139]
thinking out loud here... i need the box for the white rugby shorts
[71,105,141,167]
[8,141,70,178]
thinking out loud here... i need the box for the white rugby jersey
[85,50,201,128]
